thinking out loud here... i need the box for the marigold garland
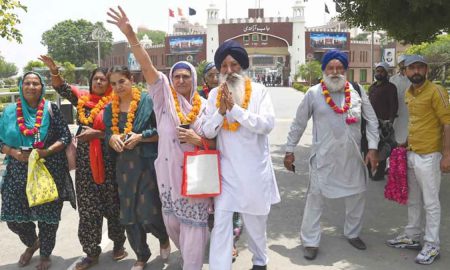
[111,87,141,135]
[171,86,202,125]
[16,98,46,136]
[321,80,351,114]
[215,78,252,132]
[77,94,112,125]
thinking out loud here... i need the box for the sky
[0,0,338,72]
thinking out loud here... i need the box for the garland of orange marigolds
[171,86,202,124]
[77,95,112,125]
[215,78,252,131]
[111,87,141,135]
[321,80,351,114]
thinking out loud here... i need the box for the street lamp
[91,27,107,66]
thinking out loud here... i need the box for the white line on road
[66,230,111,270]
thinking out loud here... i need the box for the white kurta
[390,73,411,144]
[285,83,379,199]
[202,82,281,215]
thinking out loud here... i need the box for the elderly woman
[103,65,170,270]
[199,62,219,99]
[39,55,127,270]
[107,6,214,269]
[0,72,76,270]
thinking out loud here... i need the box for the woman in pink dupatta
[107,6,214,269]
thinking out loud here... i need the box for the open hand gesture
[107,6,133,36]
[38,55,58,74]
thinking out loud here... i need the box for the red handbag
[181,139,221,198]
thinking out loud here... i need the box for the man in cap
[386,55,450,265]
[284,49,379,260]
[199,62,219,99]
[202,40,280,270]
[390,55,411,145]
[367,62,398,180]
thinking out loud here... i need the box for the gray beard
[323,73,346,93]
[219,72,246,106]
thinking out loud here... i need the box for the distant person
[368,62,398,180]
[390,55,411,145]
[284,50,379,260]
[199,62,218,99]
[386,55,450,265]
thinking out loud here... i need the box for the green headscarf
[0,72,50,149]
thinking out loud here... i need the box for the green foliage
[0,0,27,43]
[405,34,450,81]
[61,62,76,83]
[137,29,166,45]
[296,60,322,86]
[23,60,45,73]
[335,0,450,44]
[41,20,113,66]
[196,60,208,86]
[292,82,308,92]
[0,55,17,78]
[80,61,97,84]
[352,33,369,41]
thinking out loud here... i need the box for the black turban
[214,40,249,70]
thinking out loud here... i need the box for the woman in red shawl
[39,56,127,270]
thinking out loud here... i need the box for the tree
[80,61,97,84]
[335,0,450,44]
[405,34,450,82]
[23,60,45,73]
[196,60,209,87]
[296,60,322,86]
[41,20,113,66]
[0,0,27,43]
[61,62,76,84]
[136,28,166,45]
[0,55,18,78]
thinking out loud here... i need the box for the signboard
[169,36,204,54]
[310,32,348,49]
[128,53,141,71]
[383,48,396,67]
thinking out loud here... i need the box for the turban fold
[214,40,249,70]
[321,50,349,71]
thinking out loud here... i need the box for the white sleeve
[285,90,313,152]
[360,86,380,149]
[201,88,224,139]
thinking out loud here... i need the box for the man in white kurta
[389,55,411,144]
[203,40,280,270]
[284,50,379,260]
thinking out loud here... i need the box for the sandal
[18,238,40,267]
[232,247,239,263]
[74,256,98,270]
[130,261,146,270]
[112,247,128,261]
[36,257,51,270]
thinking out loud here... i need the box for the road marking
[66,229,111,270]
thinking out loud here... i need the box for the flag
[189,7,196,16]
[169,8,175,17]
[325,3,330,14]
[178,7,183,16]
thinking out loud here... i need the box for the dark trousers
[7,221,59,257]
[125,223,169,262]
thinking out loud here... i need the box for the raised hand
[38,55,58,74]
[107,6,133,36]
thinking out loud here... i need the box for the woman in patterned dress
[39,55,127,270]
[0,72,76,270]
[104,65,170,270]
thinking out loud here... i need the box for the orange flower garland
[77,95,112,125]
[16,98,46,136]
[321,80,351,114]
[215,78,252,132]
[111,87,141,135]
[171,86,202,124]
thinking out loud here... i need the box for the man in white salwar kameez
[284,50,379,260]
[203,40,280,270]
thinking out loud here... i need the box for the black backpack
[350,82,368,153]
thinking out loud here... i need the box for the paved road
[1,87,448,269]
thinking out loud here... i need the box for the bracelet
[129,41,141,47]
[51,71,60,77]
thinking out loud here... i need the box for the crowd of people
[0,5,449,270]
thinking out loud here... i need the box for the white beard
[219,71,246,106]
[323,73,346,93]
